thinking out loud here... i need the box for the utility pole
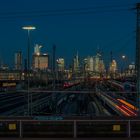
[22,26,36,116]
[136,3,140,114]
[51,44,56,113]
[110,51,113,79]
[52,44,56,90]
[110,51,113,63]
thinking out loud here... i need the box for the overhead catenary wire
[0,2,137,67]
[115,35,135,54]
[0,3,136,20]
[0,3,135,15]
[103,31,135,53]
[101,32,135,65]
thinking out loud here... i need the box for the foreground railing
[0,118,140,138]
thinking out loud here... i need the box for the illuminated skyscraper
[32,53,49,70]
[73,52,79,72]
[84,56,94,72]
[15,51,22,70]
[94,53,101,72]
[84,52,105,77]
[32,44,49,70]
[128,63,135,75]
[109,59,117,73]
[34,44,42,55]
[57,58,65,71]
[99,59,105,73]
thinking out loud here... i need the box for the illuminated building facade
[57,58,65,71]
[32,44,49,71]
[34,44,42,55]
[127,63,135,76]
[84,57,94,72]
[109,59,117,73]
[73,52,79,72]
[0,70,22,80]
[32,54,49,70]
[99,60,105,74]
[84,53,105,76]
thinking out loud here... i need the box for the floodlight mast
[136,3,140,115]
[22,26,36,116]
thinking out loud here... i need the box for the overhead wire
[0,3,135,14]
[101,31,135,64]
[0,3,136,20]
[109,33,135,53]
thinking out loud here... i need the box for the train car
[63,81,80,89]
[0,80,17,91]
[108,80,136,92]
[123,82,136,92]
[108,80,124,91]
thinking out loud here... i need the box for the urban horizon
[0,0,138,69]
[0,44,135,73]
[0,1,140,139]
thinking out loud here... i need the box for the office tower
[34,44,42,55]
[73,52,79,72]
[32,44,49,70]
[57,58,65,71]
[32,53,49,70]
[15,51,22,70]
[84,57,94,72]
[109,59,117,73]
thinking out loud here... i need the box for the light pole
[121,55,126,77]
[22,26,36,116]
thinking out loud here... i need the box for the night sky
[0,0,139,69]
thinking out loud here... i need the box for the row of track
[107,80,136,92]
[0,91,52,116]
[96,81,138,116]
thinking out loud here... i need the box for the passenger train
[108,80,136,92]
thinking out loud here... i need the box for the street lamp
[22,26,36,116]
[122,55,126,59]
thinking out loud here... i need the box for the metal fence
[0,119,140,138]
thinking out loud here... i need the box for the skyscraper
[56,58,65,71]
[34,44,42,55]
[73,52,79,73]
[84,52,105,77]
[15,51,22,70]
[84,56,94,72]
[32,44,49,70]
[32,54,49,70]
[109,59,117,73]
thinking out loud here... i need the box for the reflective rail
[0,119,140,138]
[17,90,137,94]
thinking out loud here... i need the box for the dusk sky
[0,0,140,68]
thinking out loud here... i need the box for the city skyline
[0,0,139,68]
[0,47,134,76]
[0,1,139,138]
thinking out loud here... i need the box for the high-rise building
[94,53,101,72]
[129,63,135,70]
[32,53,49,70]
[99,59,105,73]
[56,58,65,71]
[73,52,79,72]
[15,51,22,70]
[84,53,105,77]
[32,44,49,71]
[109,59,117,73]
[128,63,135,75]
[34,44,42,55]
[84,56,94,72]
